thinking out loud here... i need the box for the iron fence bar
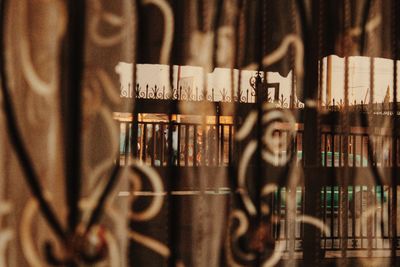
[215,105,221,167]
[218,123,221,165]
[367,185,373,256]
[60,0,86,241]
[360,188,364,249]
[161,123,166,166]
[330,186,334,247]
[184,125,189,166]
[167,113,178,267]
[341,44,350,260]
[201,124,206,166]
[177,124,181,167]
[300,185,305,249]
[300,0,323,262]
[228,125,233,166]
[352,135,356,167]
[190,125,195,166]
[284,187,289,250]
[144,122,149,163]
[381,185,385,245]
[276,187,282,240]
[331,134,335,168]
[116,122,121,166]
[323,186,327,249]
[351,184,356,247]
[151,123,156,166]
[378,135,381,166]
[375,135,379,167]
[225,0,244,261]
[295,132,299,165]
[374,186,378,247]
[125,122,131,166]
[391,0,399,260]
[194,125,198,166]
[324,133,328,166]
[289,186,297,257]
[220,125,224,166]
[361,135,364,167]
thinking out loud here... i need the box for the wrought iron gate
[0,0,400,267]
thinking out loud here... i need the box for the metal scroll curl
[20,194,122,267]
[88,0,126,47]
[226,103,330,266]
[18,160,168,267]
[127,163,170,259]
[16,0,66,97]
[0,201,13,267]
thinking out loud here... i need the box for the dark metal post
[298,0,323,264]
[61,0,86,241]
[391,0,400,264]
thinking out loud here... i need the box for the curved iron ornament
[0,201,13,267]
[126,163,171,258]
[16,0,66,97]
[89,0,126,47]
[0,0,138,265]
[0,0,67,244]
[227,103,330,266]
[142,0,173,65]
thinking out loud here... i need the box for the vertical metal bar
[202,125,206,166]
[134,122,138,158]
[216,105,222,165]
[360,188,364,249]
[332,134,335,167]
[287,186,294,256]
[220,125,225,166]
[337,186,342,249]
[116,122,122,166]
[361,135,364,167]
[185,124,189,166]
[189,124,193,166]
[293,131,297,165]
[381,185,385,247]
[278,130,283,165]
[161,123,165,166]
[124,122,130,166]
[218,124,222,165]
[391,1,399,261]
[397,137,399,166]
[228,125,233,166]
[352,185,357,247]
[137,122,141,161]
[300,186,305,247]
[331,186,335,247]
[276,187,282,241]
[353,135,356,167]
[194,125,198,166]
[374,133,377,167]
[143,123,147,163]
[339,134,342,167]
[151,123,156,166]
[374,186,378,248]
[321,133,325,166]
[323,186,327,249]
[62,0,86,239]
[381,135,384,166]
[367,185,373,257]
[177,124,181,166]
[131,113,139,161]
